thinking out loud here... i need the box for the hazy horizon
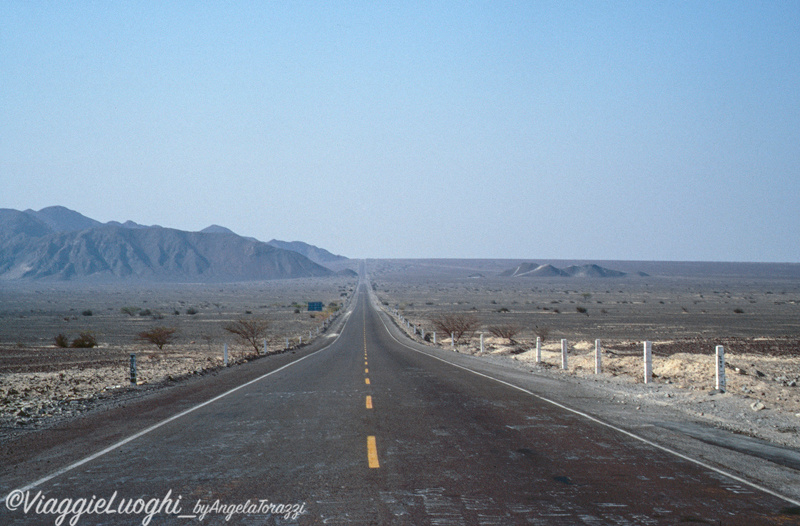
[2,3,798,262]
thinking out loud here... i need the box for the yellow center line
[365,368,369,373]
[367,436,380,468]
[365,378,370,385]
[366,395,373,409]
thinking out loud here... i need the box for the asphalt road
[2,281,799,525]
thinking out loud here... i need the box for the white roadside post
[561,339,568,370]
[595,339,602,374]
[130,354,137,385]
[480,333,484,353]
[263,339,267,355]
[643,341,652,384]
[285,337,289,350]
[535,337,541,363]
[299,336,302,346]
[716,345,726,392]
[224,343,229,367]
[451,332,455,348]
[433,332,437,345]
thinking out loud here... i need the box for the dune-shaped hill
[502,262,627,278]
[563,264,627,278]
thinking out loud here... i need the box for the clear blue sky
[2,2,798,261]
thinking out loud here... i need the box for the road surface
[2,280,798,524]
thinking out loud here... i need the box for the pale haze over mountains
[0,206,349,282]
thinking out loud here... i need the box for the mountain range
[0,206,349,282]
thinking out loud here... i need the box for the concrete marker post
[224,343,228,367]
[299,336,302,346]
[285,337,289,350]
[433,332,437,345]
[595,339,602,374]
[561,339,568,370]
[480,333,484,353]
[716,345,726,392]
[644,341,652,384]
[451,332,455,348]
[535,337,542,363]
[263,339,267,355]
[129,354,137,385]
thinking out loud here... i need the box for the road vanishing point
[2,275,799,525]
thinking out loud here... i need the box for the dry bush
[533,325,550,343]
[488,324,520,344]
[70,331,97,348]
[224,318,270,355]
[430,313,479,344]
[136,326,178,350]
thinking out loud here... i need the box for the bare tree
[136,326,178,350]
[429,313,479,344]
[224,318,269,355]
[488,324,520,344]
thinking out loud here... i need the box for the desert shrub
[81,309,93,316]
[294,308,300,314]
[734,308,745,314]
[71,331,97,348]
[497,307,510,313]
[186,307,198,315]
[121,306,140,316]
[136,326,178,350]
[54,334,69,348]
[429,313,479,344]
[224,318,269,355]
[533,326,550,342]
[576,306,588,315]
[488,324,520,344]
[139,309,152,317]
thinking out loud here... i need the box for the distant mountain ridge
[266,239,347,264]
[0,207,347,282]
[501,262,632,278]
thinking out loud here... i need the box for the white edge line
[6,314,352,498]
[373,303,800,508]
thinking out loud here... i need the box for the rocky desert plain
[1,257,799,457]
[0,276,357,441]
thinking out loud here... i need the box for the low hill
[502,262,628,278]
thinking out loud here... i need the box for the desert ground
[0,276,358,437]
[2,258,799,451]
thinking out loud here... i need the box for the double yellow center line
[364,309,380,469]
